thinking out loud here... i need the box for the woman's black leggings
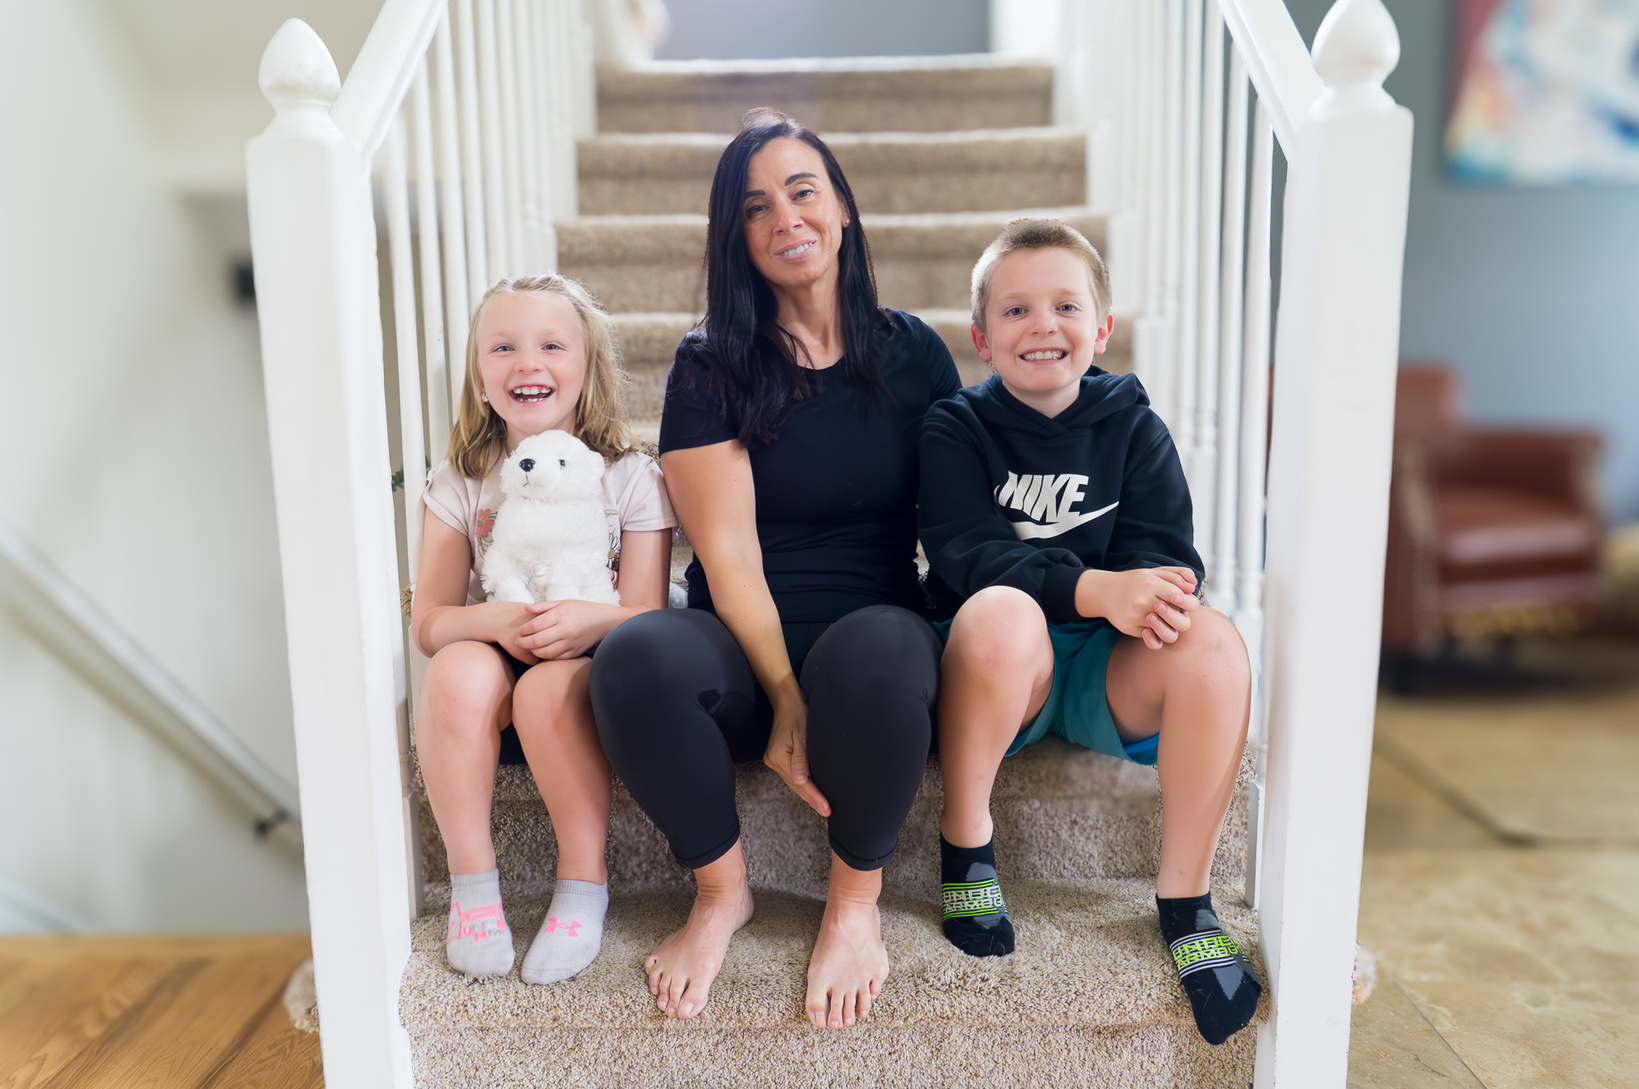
[588,604,941,871]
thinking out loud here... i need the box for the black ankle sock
[1156,893,1261,1045]
[940,835,1015,957]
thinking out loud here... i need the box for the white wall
[0,0,307,930]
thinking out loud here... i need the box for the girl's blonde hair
[448,275,636,478]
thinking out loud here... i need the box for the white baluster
[1254,0,1412,1084]
[1193,3,1226,569]
[1237,107,1272,660]
[1132,0,1171,414]
[454,0,489,303]
[1157,0,1185,429]
[476,0,508,280]
[512,0,545,270]
[553,0,583,221]
[1212,49,1250,618]
[384,116,427,590]
[433,9,473,411]
[247,19,414,1087]
[495,0,526,276]
[1176,0,1203,460]
[412,59,452,459]
[1239,100,1273,916]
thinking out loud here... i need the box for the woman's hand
[763,691,831,817]
[516,599,627,660]
[1076,566,1200,650]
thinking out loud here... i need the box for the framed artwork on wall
[1445,0,1639,184]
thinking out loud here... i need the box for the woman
[588,108,959,1029]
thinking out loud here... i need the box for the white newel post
[1252,1,1411,1086]
[247,20,416,1089]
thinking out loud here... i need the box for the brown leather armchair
[1382,363,1605,664]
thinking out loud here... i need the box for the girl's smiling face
[475,289,588,449]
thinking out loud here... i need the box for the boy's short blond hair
[971,218,1112,332]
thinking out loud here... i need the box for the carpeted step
[559,208,1110,316]
[401,879,1262,1088]
[413,737,1250,902]
[578,128,1088,217]
[597,55,1055,135]
[609,308,1135,427]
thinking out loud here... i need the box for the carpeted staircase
[400,55,1262,1088]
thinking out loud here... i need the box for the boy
[918,219,1261,1045]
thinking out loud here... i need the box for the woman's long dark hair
[690,108,890,447]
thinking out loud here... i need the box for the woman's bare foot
[805,855,889,1029]
[645,842,754,1019]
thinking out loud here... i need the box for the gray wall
[1285,0,1639,522]
[654,0,989,60]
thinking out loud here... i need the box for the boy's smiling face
[973,246,1113,418]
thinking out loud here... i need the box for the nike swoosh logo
[1010,500,1119,540]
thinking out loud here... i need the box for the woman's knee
[419,641,512,738]
[947,586,1051,677]
[804,605,939,697]
[589,608,748,737]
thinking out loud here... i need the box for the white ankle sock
[446,869,515,978]
[520,878,608,984]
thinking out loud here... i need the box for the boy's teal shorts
[931,617,1159,766]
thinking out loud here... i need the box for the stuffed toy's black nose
[519,458,535,472]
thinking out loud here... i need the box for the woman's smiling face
[740,137,849,299]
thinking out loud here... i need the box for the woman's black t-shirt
[658,308,961,624]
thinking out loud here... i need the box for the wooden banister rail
[1216,0,1324,150]
[331,0,448,159]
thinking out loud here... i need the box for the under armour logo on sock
[542,916,581,936]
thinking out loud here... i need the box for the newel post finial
[259,18,341,120]
[1311,0,1400,115]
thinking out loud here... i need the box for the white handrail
[1216,0,1324,149]
[331,0,448,160]
[0,512,302,844]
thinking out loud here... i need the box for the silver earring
[481,393,489,403]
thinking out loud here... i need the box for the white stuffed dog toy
[480,430,620,606]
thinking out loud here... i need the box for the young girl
[411,275,675,982]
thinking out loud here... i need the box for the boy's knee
[1180,609,1250,697]
[949,587,1048,674]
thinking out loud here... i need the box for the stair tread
[402,878,1264,1032]
[607,54,1054,76]
[584,125,1088,149]
[467,735,1161,806]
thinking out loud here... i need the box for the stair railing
[0,512,302,846]
[1065,1,1413,1086]
[247,1,597,1083]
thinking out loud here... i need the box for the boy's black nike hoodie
[919,369,1203,625]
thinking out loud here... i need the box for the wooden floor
[0,932,321,1089]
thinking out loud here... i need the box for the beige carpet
[401,880,1263,1088]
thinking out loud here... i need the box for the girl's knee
[421,642,511,725]
[513,660,590,736]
